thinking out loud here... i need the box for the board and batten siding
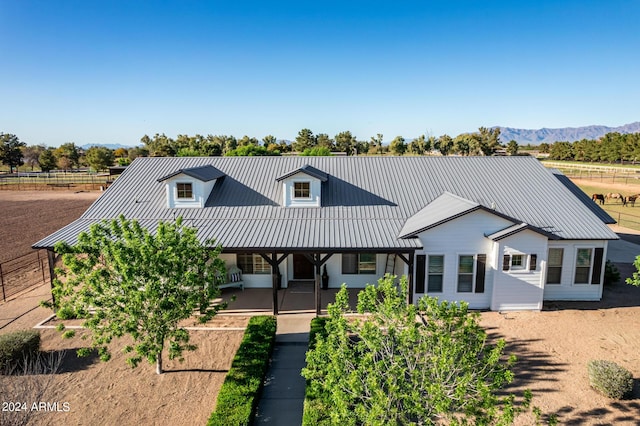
[542,241,608,301]
[490,230,548,311]
[414,210,513,310]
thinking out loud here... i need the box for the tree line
[546,132,640,163]
[12,127,640,174]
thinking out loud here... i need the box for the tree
[453,134,473,155]
[507,140,519,156]
[1,133,26,172]
[626,256,640,287]
[55,143,80,169]
[408,135,427,155]
[303,275,527,425]
[39,148,57,172]
[435,134,454,156]
[224,145,279,156]
[85,146,115,171]
[538,143,550,154]
[335,131,357,155]
[300,147,332,156]
[22,144,46,171]
[142,133,176,157]
[49,216,226,374]
[389,136,406,155]
[475,127,502,156]
[315,133,335,150]
[369,133,384,155]
[549,141,573,160]
[294,128,316,152]
[262,135,277,147]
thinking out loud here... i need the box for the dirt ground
[0,190,99,262]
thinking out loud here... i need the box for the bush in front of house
[0,329,41,371]
[604,260,620,286]
[588,360,634,399]
[207,315,277,426]
[303,316,331,426]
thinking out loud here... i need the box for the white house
[34,156,618,314]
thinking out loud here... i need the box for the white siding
[304,253,387,289]
[414,210,513,309]
[220,253,276,288]
[490,230,548,311]
[281,172,322,207]
[543,241,608,301]
[165,175,216,208]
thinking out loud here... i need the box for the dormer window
[293,181,311,199]
[176,182,193,199]
[276,164,328,208]
[157,165,225,209]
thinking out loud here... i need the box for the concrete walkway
[253,314,313,425]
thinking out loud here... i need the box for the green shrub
[56,306,77,320]
[0,330,41,371]
[207,315,277,426]
[303,317,331,425]
[588,360,634,399]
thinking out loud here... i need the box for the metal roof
[485,223,552,241]
[399,192,480,238]
[276,164,329,182]
[157,165,226,182]
[33,156,618,250]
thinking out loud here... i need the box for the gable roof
[33,156,618,250]
[276,164,329,182]
[399,192,480,238]
[157,165,225,182]
[485,223,555,241]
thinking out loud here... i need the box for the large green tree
[303,275,526,425]
[85,146,115,171]
[335,131,357,155]
[389,135,406,155]
[38,148,58,172]
[1,133,26,172]
[294,128,316,152]
[22,144,46,171]
[55,142,80,170]
[50,216,226,374]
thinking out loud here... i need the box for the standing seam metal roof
[33,156,618,249]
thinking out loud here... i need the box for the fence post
[0,264,5,302]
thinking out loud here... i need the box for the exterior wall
[414,210,514,310]
[165,175,216,208]
[490,230,548,311]
[220,253,275,288]
[543,240,608,301]
[281,172,322,207]
[286,253,387,289]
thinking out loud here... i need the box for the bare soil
[0,190,99,262]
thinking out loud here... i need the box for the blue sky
[1,1,638,147]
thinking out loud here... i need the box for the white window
[237,254,271,274]
[457,255,475,292]
[510,254,525,270]
[176,182,193,199]
[342,253,376,274]
[547,248,563,284]
[427,255,444,292]
[574,248,593,284]
[293,181,311,199]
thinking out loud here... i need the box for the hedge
[302,317,331,426]
[0,329,41,371]
[207,315,277,426]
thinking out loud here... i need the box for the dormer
[276,164,328,207]
[157,165,225,208]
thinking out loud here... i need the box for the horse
[592,194,605,205]
[605,193,626,206]
[627,194,640,207]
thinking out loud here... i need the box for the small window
[342,253,377,274]
[176,182,193,199]
[511,254,525,270]
[237,254,271,275]
[427,255,444,292]
[293,181,311,199]
[574,248,592,284]
[547,248,563,284]
[457,255,474,292]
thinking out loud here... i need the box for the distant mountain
[496,122,640,144]
[80,143,133,150]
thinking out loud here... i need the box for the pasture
[572,180,640,231]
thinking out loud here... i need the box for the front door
[293,254,314,279]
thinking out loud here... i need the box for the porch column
[407,252,415,305]
[315,258,321,316]
[271,253,279,316]
[47,249,58,310]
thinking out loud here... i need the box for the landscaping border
[207,315,277,426]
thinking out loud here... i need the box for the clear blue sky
[1,1,638,147]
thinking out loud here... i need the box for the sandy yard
[0,190,100,262]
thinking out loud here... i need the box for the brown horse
[627,194,640,207]
[592,194,605,205]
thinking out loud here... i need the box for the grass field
[571,181,640,230]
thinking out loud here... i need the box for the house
[33,156,618,314]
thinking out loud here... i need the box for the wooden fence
[0,251,50,302]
